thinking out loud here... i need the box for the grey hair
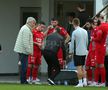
[26,17,36,23]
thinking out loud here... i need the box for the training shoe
[27,77,32,84]
[97,83,105,87]
[47,78,55,85]
[83,82,87,86]
[36,78,40,82]
[88,81,92,85]
[75,83,83,87]
[32,80,41,84]
[88,82,98,86]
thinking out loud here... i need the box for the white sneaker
[75,83,83,87]
[47,78,55,85]
[83,82,87,86]
[36,78,40,82]
[27,77,32,84]
[88,82,98,86]
[32,80,41,84]
[98,83,105,87]
[88,81,92,85]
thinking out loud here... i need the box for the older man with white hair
[14,17,36,84]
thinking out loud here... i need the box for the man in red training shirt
[93,23,108,87]
[85,19,99,85]
[26,22,46,84]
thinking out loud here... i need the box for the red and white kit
[28,29,44,65]
[26,29,44,81]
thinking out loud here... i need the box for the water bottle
[64,80,68,85]
[57,81,61,85]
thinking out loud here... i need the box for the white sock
[79,79,83,84]
[83,78,87,83]
[88,81,92,84]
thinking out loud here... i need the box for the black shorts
[74,55,86,66]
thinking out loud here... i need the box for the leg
[86,66,92,83]
[98,64,106,86]
[74,55,86,87]
[42,50,60,85]
[19,53,28,84]
[42,50,52,79]
[76,66,83,87]
[26,64,32,80]
[32,64,39,80]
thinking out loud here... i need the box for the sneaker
[32,80,41,84]
[83,82,87,86]
[88,82,98,86]
[47,78,55,85]
[36,78,40,82]
[106,82,108,87]
[88,81,92,85]
[75,83,83,87]
[98,83,105,87]
[27,77,32,84]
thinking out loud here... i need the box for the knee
[28,64,32,68]
[98,64,104,68]
[77,69,83,76]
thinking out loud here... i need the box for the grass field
[0,84,107,90]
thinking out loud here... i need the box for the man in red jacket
[92,23,108,86]
[85,19,100,85]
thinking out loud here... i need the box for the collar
[26,24,32,30]
[75,26,80,30]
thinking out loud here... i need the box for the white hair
[26,17,36,23]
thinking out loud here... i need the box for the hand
[68,53,73,59]
[47,25,53,29]
[90,37,94,41]
[68,55,73,59]
[30,53,33,56]
[18,61,21,65]
[39,45,42,49]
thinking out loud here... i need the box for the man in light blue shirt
[69,18,88,87]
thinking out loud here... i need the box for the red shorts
[86,50,96,67]
[95,47,106,64]
[28,51,42,65]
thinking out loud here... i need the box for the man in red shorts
[85,18,108,87]
[26,22,46,84]
[85,19,99,85]
[92,22,108,87]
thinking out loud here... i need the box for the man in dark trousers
[42,18,70,85]
[14,17,36,84]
